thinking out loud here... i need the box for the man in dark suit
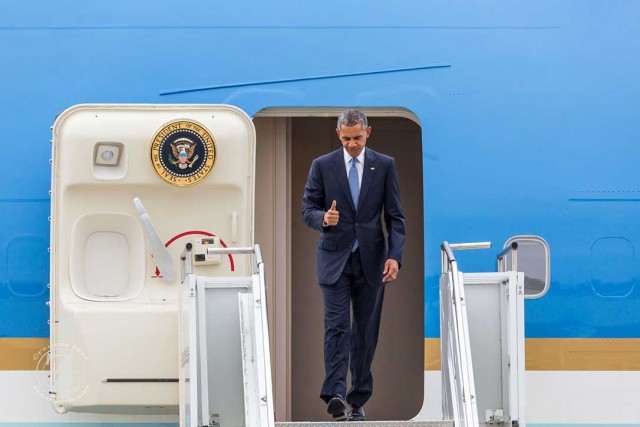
[301,109,406,421]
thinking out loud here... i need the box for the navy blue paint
[159,64,451,95]
[1,1,639,340]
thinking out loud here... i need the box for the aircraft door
[50,104,255,414]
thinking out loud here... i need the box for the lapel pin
[370,167,375,170]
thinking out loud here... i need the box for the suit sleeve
[301,159,328,231]
[384,158,406,266]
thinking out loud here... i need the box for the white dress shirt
[343,146,365,189]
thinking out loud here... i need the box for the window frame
[504,235,551,299]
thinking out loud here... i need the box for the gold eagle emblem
[170,137,199,169]
[150,120,217,187]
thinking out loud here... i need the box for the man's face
[337,124,371,158]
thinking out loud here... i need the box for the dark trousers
[319,249,385,408]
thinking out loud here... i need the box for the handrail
[206,245,265,275]
[496,241,518,272]
[181,244,266,284]
[496,242,518,260]
[449,242,492,251]
[441,241,492,274]
[441,241,456,271]
[207,246,255,255]
[440,241,491,427]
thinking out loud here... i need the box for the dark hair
[337,109,368,129]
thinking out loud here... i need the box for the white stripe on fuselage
[0,371,178,423]
[416,371,640,424]
[1,370,639,424]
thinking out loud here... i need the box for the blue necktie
[349,157,359,252]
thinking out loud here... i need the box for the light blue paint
[0,0,639,341]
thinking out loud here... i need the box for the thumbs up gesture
[323,200,340,226]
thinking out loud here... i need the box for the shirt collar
[343,146,366,166]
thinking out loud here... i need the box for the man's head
[336,109,371,158]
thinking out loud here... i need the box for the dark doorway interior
[289,116,424,421]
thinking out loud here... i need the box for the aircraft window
[7,236,49,298]
[501,235,550,299]
[590,237,635,297]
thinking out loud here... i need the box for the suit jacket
[302,148,406,286]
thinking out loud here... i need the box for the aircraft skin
[1,0,639,425]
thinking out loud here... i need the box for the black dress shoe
[327,395,348,421]
[348,404,365,421]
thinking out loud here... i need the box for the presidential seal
[150,120,216,186]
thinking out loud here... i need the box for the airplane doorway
[254,109,424,422]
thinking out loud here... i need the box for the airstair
[440,242,526,427]
[180,240,527,427]
[179,243,274,427]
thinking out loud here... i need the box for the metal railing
[179,244,274,427]
[496,241,518,273]
[440,241,490,427]
[441,241,492,275]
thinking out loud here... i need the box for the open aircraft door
[50,105,256,415]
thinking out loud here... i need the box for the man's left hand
[382,259,400,283]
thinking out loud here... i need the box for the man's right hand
[323,200,339,226]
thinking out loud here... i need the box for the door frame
[253,107,421,421]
